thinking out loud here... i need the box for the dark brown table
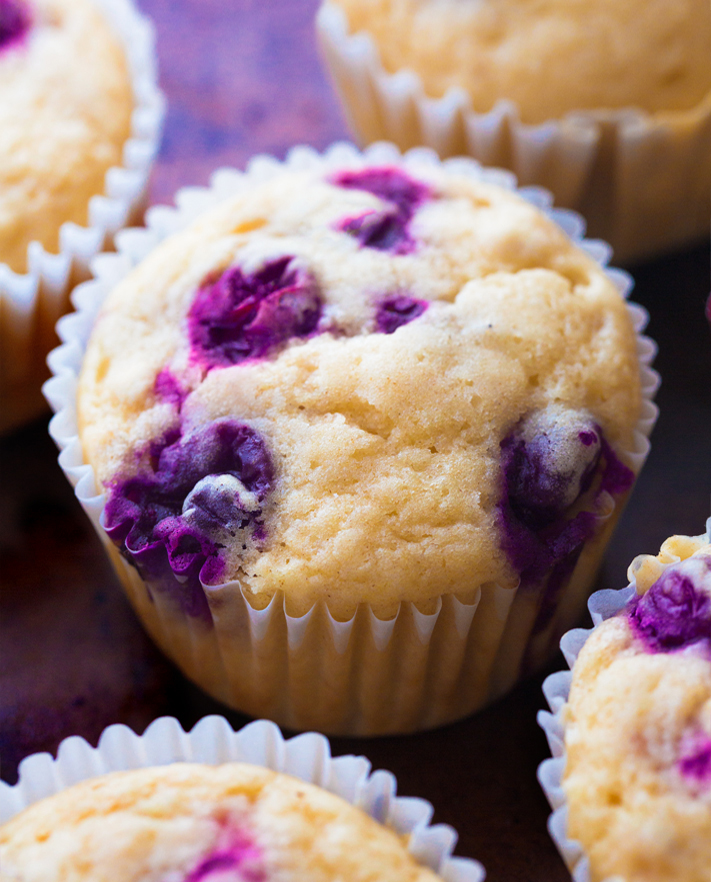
[1,3,710,880]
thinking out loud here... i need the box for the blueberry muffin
[0,0,133,274]
[69,150,652,732]
[0,762,443,881]
[561,533,711,882]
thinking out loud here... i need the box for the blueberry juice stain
[627,555,711,654]
[331,166,431,255]
[0,0,30,50]
[188,256,322,371]
[498,411,634,637]
[375,294,428,334]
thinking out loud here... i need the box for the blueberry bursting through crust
[627,557,711,655]
[332,166,431,255]
[188,257,323,371]
[498,414,634,636]
[624,553,711,785]
[104,421,274,621]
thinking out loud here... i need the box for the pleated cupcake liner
[0,0,165,433]
[44,141,659,736]
[536,518,711,882]
[0,714,486,881]
[316,1,711,264]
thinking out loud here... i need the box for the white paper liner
[0,0,165,433]
[537,518,711,882]
[316,2,711,264]
[0,715,486,882]
[43,140,659,736]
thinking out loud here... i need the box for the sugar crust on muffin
[0,0,133,274]
[329,0,711,124]
[563,535,711,882]
[77,161,642,620]
[0,762,441,881]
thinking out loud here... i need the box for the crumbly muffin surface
[78,161,642,619]
[0,0,133,273]
[563,535,711,882]
[0,762,441,882]
[330,0,711,124]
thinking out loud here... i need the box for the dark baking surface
[0,1,710,879]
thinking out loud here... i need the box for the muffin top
[78,159,642,620]
[329,0,711,124]
[0,761,441,881]
[0,0,133,274]
[563,533,711,882]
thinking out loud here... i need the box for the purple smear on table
[627,558,711,653]
[105,420,274,620]
[189,256,322,371]
[376,295,428,334]
[332,166,430,255]
[0,0,30,50]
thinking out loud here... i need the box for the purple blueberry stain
[154,368,188,410]
[627,556,711,654]
[598,435,636,497]
[0,0,30,50]
[104,419,274,621]
[339,211,414,255]
[331,167,431,255]
[679,736,711,786]
[376,295,428,334]
[188,256,322,371]
[186,834,265,882]
[497,410,634,620]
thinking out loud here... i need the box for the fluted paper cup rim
[43,140,659,621]
[536,518,711,882]
[0,715,486,881]
[316,1,711,134]
[0,0,165,305]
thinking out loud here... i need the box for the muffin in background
[0,763,443,881]
[0,0,163,432]
[539,526,711,882]
[46,143,658,735]
[0,716,485,882]
[0,0,132,275]
[317,0,711,263]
